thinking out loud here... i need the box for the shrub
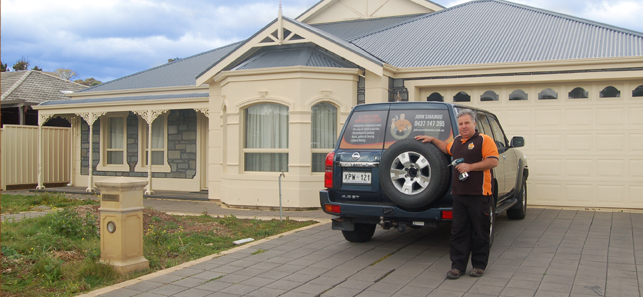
[49,208,98,239]
[33,257,64,283]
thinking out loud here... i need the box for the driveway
[87,207,643,297]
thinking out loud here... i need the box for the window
[106,117,125,164]
[427,92,443,102]
[600,86,620,98]
[487,116,508,153]
[244,103,289,172]
[538,88,558,99]
[480,91,499,101]
[569,87,588,99]
[454,91,470,102]
[509,89,528,101]
[311,103,337,172]
[633,85,643,97]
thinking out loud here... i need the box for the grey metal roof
[1,70,87,104]
[311,14,428,40]
[233,46,354,70]
[39,92,208,106]
[350,0,643,68]
[79,43,241,93]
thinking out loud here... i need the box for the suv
[320,102,528,243]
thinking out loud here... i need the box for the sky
[2,0,642,83]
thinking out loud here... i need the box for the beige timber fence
[1,125,71,190]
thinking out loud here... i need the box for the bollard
[95,177,149,273]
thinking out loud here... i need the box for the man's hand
[459,157,499,172]
[455,163,471,173]
[415,135,434,143]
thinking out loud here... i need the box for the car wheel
[507,179,527,220]
[489,202,496,248]
[342,223,376,242]
[379,139,450,210]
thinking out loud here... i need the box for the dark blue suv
[320,102,528,242]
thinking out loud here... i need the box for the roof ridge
[33,70,88,88]
[81,42,243,93]
[1,71,31,101]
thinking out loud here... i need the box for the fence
[1,125,71,190]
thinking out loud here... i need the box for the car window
[339,109,453,150]
[383,109,453,149]
[487,116,507,151]
[476,113,493,136]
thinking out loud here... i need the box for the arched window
[600,86,620,98]
[634,85,643,97]
[480,90,499,101]
[427,92,443,102]
[311,102,337,172]
[244,103,289,172]
[538,88,558,99]
[509,89,528,101]
[454,91,470,102]
[568,87,588,99]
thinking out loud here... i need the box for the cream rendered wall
[302,0,435,24]
[212,67,359,208]
[416,77,643,209]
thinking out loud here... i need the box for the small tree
[55,68,78,81]
[73,77,102,86]
[12,57,30,71]
[32,66,43,71]
[0,61,8,72]
[168,57,180,63]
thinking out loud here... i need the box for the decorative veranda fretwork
[194,107,209,118]
[38,114,55,126]
[76,112,107,126]
[132,109,168,124]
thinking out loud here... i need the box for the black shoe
[469,268,484,277]
[446,268,462,279]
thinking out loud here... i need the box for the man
[415,109,499,279]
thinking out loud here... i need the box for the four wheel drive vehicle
[319,102,529,243]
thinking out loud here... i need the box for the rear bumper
[319,190,452,223]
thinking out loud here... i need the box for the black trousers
[450,194,492,272]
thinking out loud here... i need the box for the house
[33,0,643,209]
[1,70,87,127]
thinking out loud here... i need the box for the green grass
[1,193,98,214]
[1,197,317,297]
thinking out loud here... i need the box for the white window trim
[135,115,171,173]
[97,112,129,172]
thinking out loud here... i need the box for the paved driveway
[87,207,643,297]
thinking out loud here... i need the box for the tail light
[324,204,341,214]
[324,151,335,188]
[441,210,453,220]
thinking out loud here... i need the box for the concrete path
[85,208,643,297]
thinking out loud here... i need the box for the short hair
[456,109,476,123]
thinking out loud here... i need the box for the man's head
[456,109,476,139]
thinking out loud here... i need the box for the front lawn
[1,194,316,297]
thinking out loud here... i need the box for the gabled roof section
[196,16,384,85]
[232,45,356,70]
[350,0,643,68]
[311,13,427,40]
[79,42,241,93]
[296,0,444,25]
[1,70,87,104]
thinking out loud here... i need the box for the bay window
[311,102,337,172]
[244,103,289,172]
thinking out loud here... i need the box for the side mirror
[510,136,525,148]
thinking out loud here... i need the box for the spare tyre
[379,138,450,210]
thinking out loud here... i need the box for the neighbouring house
[33,0,643,209]
[1,70,87,127]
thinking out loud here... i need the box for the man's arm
[454,157,498,173]
[415,135,449,154]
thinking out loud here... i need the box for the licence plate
[343,171,371,184]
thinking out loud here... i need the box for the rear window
[339,109,453,149]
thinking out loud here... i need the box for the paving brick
[97,288,140,297]
[148,274,184,284]
[128,280,163,292]
[219,284,261,295]
[426,289,465,297]
[147,284,189,296]
[190,271,226,281]
[238,276,275,287]
[216,273,252,284]
[193,280,234,292]
[499,287,537,297]
[292,283,332,295]
[321,287,364,297]
[168,268,203,278]
[172,288,214,297]
[505,279,540,290]
[264,279,304,291]
[173,277,210,288]
[537,281,572,293]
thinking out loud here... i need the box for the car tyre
[379,139,450,210]
[507,179,527,220]
[342,223,376,242]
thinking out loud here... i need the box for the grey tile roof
[310,14,429,40]
[39,92,208,106]
[78,42,241,93]
[1,70,87,104]
[350,0,643,68]
[232,46,355,70]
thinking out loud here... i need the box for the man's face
[458,114,475,139]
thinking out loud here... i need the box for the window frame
[311,102,338,173]
[97,112,129,172]
[135,114,171,173]
[242,103,290,173]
